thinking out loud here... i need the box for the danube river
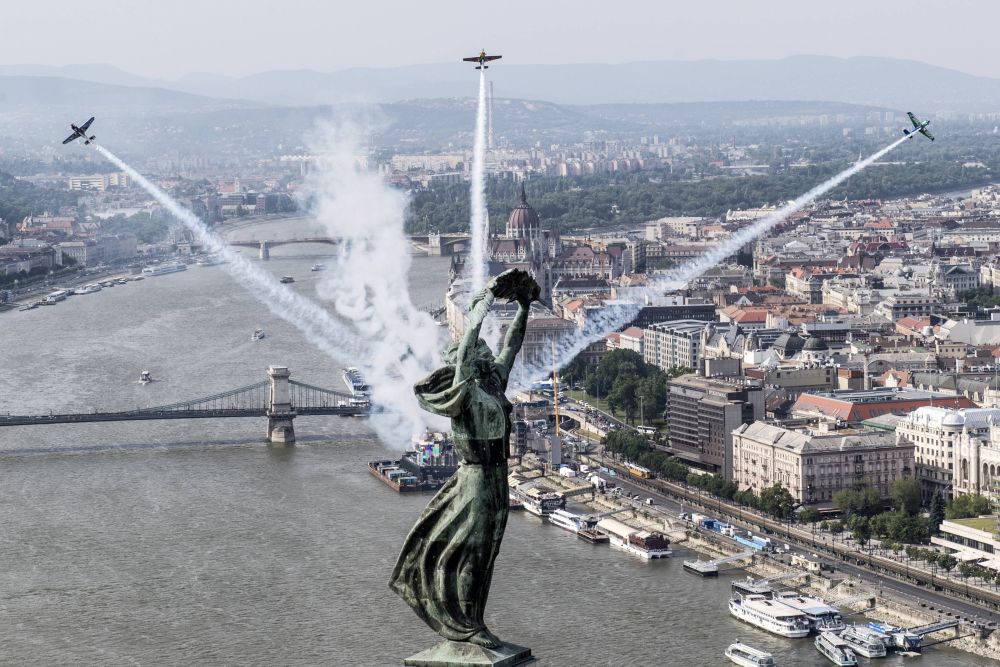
[0,219,987,666]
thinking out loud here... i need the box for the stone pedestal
[404,640,532,667]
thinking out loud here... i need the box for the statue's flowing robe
[389,365,512,642]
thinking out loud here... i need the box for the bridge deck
[0,406,368,426]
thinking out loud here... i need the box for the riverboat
[774,592,844,633]
[142,262,187,276]
[814,631,857,666]
[839,625,887,658]
[728,593,810,638]
[724,640,775,667]
[597,517,672,559]
[547,509,598,535]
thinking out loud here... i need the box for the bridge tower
[427,231,442,256]
[266,365,295,445]
[259,240,270,260]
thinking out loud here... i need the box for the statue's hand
[470,288,491,311]
[490,268,540,304]
[518,282,541,307]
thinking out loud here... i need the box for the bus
[636,426,656,437]
[626,463,653,479]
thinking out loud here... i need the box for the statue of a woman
[390,268,539,651]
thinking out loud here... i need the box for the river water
[0,218,987,666]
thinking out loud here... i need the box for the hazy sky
[5,0,996,80]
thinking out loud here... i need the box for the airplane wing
[920,128,935,141]
[62,133,79,144]
[462,57,479,62]
[483,56,501,62]
[80,117,95,131]
[907,112,920,128]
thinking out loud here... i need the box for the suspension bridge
[0,366,367,445]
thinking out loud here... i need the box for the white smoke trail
[521,134,913,384]
[468,69,490,293]
[305,123,448,444]
[92,144,365,374]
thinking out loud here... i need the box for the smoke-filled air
[95,141,446,446]
[517,133,914,385]
[467,69,490,294]
[305,123,448,443]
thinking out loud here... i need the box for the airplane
[62,117,96,145]
[463,50,502,70]
[903,112,934,141]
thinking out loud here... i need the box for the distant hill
[4,56,999,111]
[0,76,259,123]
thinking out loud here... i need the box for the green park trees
[890,478,923,517]
[584,350,679,424]
[946,493,993,520]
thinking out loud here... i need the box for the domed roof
[507,183,539,231]
[802,336,829,351]
[942,413,965,427]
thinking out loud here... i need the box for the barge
[367,431,459,493]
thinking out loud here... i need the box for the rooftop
[952,517,998,534]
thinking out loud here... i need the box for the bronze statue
[390,268,539,657]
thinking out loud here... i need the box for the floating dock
[683,551,753,577]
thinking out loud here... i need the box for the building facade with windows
[896,407,1000,501]
[666,374,764,478]
[731,419,914,504]
[643,320,707,371]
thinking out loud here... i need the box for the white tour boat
[774,592,844,633]
[728,593,810,638]
[547,509,598,535]
[724,640,775,667]
[252,328,266,341]
[839,625,887,658]
[139,370,152,385]
[142,262,187,276]
[815,631,857,666]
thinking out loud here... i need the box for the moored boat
[548,509,599,535]
[728,593,810,638]
[367,432,458,493]
[866,622,921,652]
[774,592,844,633]
[815,631,857,666]
[682,559,720,577]
[597,517,672,559]
[839,625,887,658]
[142,262,187,276]
[725,640,775,667]
[577,528,609,544]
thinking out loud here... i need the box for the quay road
[592,457,1000,628]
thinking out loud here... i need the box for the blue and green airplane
[904,112,934,141]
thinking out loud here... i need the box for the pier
[682,551,754,577]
